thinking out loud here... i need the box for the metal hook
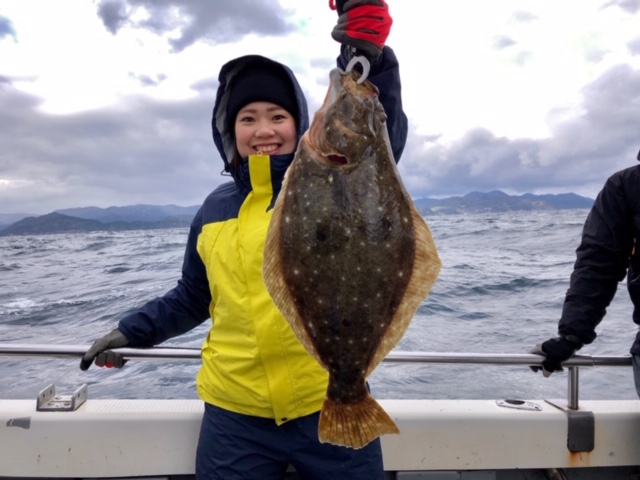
[345,55,371,84]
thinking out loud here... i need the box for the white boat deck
[1,397,640,478]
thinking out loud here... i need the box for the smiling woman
[226,62,300,160]
[68,0,409,477]
[233,102,298,159]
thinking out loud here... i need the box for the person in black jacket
[531,152,640,397]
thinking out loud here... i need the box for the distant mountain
[0,193,595,236]
[0,211,194,237]
[0,213,36,231]
[414,190,594,215]
[56,204,200,223]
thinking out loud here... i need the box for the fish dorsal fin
[366,206,441,376]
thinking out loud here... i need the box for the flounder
[263,67,441,449]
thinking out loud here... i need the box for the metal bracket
[545,399,594,452]
[496,399,542,411]
[36,384,88,412]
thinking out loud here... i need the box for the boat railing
[0,344,631,410]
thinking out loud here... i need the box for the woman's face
[234,101,297,159]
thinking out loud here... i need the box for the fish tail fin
[318,394,400,449]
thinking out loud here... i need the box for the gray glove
[80,329,129,371]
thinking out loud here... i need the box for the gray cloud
[189,77,218,94]
[603,0,640,13]
[97,0,129,34]
[96,0,298,52]
[493,35,516,50]
[129,72,168,87]
[400,63,640,199]
[628,36,640,55]
[0,16,17,41]
[6,62,639,214]
[509,10,538,24]
[0,85,225,214]
[4,58,640,214]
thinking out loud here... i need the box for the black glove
[529,337,582,377]
[80,329,129,371]
[330,0,392,63]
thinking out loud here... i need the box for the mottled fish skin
[264,68,441,449]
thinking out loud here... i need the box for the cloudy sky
[2,0,640,215]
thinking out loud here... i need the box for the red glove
[330,0,392,62]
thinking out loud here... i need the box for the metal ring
[344,55,370,84]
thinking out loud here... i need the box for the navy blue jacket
[117,46,408,347]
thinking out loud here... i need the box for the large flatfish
[263,67,441,449]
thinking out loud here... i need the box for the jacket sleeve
[337,45,408,163]
[117,209,212,348]
[558,172,634,345]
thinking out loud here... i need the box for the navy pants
[195,403,384,480]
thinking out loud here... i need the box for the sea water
[0,209,637,401]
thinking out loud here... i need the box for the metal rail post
[567,366,579,410]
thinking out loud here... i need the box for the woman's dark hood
[211,55,310,178]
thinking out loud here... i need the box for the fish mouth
[327,154,347,165]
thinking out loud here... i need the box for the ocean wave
[0,210,636,401]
